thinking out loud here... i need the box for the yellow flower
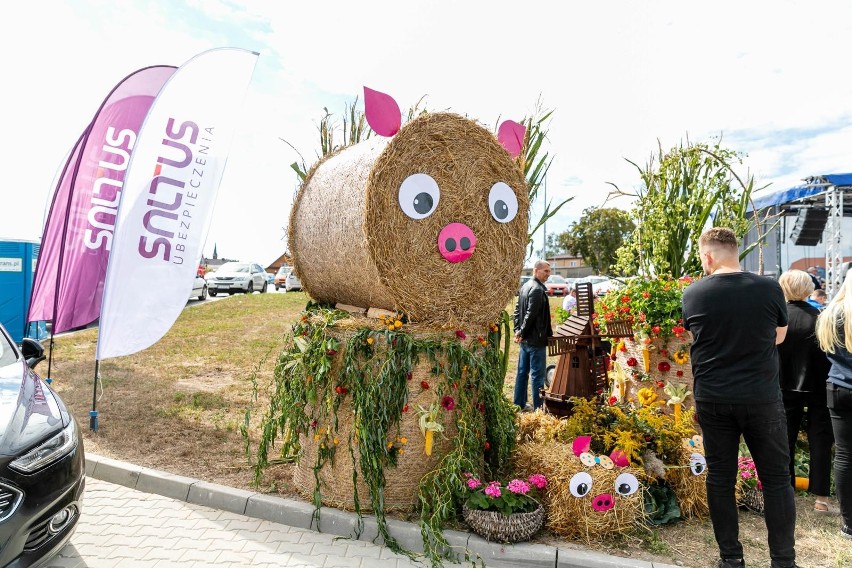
[387,441,393,449]
[399,449,405,455]
[388,324,395,331]
[314,434,321,441]
[333,437,339,445]
[673,351,689,364]
[637,387,658,407]
[399,437,408,445]
[394,320,402,328]
[366,337,374,345]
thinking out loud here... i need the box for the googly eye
[690,453,707,476]
[398,173,440,219]
[569,472,593,498]
[488,182,518,223]
[614,473,639,497]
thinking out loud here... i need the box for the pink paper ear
[364,86,401,137]
[610,449,630,468]
[572,436,592,457]
[497,119,525,158]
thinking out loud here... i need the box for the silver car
[284,271,302,292]
[206,262,269,296]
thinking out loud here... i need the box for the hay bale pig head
[365,88,530,328]
[668,434,709,518]
[567,436,642,513]
[290,87,529,330]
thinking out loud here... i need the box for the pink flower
[441,396,455,411]
[484,483,502,498]
[507,479,530,495]
[467,478,482,489]
[528,474,547,489]
[455,330,467,339]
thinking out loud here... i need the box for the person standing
[562,287,577,313]
[513,260,553,411]
[777,270,833,514]
[808,289,827,310]
[815,270,852,539]
[682,227,797,568]
[807,267,824,291]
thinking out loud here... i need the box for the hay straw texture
[513,441,647,541]
[290,112,528,329]
[292,335,457,512]
[666,449,709,519]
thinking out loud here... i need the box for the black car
[0,323,85,567]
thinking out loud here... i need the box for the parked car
[284,271,302,292]
[544,275,568,296]
[206,262,269,296]
[274,266,291,291]
[576,275,622,297]
[265,272,275,286]
[189,276,207,301]
[0,323,85,568]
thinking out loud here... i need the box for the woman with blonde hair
[816,270,852,539]
[777,270,833,514]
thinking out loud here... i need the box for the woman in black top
[777,270,833,514]
[816,270,852,539]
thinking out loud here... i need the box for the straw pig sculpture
[667,434,709,518]
[289,87,530,329]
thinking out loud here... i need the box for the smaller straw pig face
[569,436,641,513]
[364,113,529,326]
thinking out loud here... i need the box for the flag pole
[90,360,100,432]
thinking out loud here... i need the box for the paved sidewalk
[64,453,679,568]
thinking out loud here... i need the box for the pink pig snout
[438,223,477,263]
[591,493,615,512]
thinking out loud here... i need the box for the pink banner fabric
[28,66,176,333]
[97,48,258,360]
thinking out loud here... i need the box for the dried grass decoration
[666,435,709,519]
[513,436,647,542]
[289,90,529,330]
[249,307,517,565]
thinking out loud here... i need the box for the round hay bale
[292,352,457,512]
[513,441,647,541]
[289,112,529,329]
[666,448,709,519]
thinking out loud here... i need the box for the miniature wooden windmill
[543,282,633,417]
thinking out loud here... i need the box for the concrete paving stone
[211,549,258,564]
[356,559,401,568]
[197,527,241,542]
[343,542,383,559]
[285,554,328,567]
[223,517,266,531]
[464,535,557,568]
[272,541,317,556]
[260,526,304,545]
[102,534,150,550]
[298,529,339,544]
[322,556,362,568]
[238,538,278,554]
[136,467,197,501]
[141,545,183,560]
[177,547,223,563]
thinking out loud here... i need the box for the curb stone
[84,453,681,568]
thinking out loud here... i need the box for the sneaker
[717,559,745,568]
[842,525,852,539]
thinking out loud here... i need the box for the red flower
[406,371,413,381]
[651,326,662,335]
[610,354,617,361]
[327,349,338,356]
[402,404,409,412]
[642,291,650,298]
[420,380,430,390]
[441,396,455,411]
[608,396,617,406]
[619,343,627,352]
[656,381,665,388]
[455,330,466,339]
[672,325,686,335]
[658,361,671,372]
[621,295,631,304]
[626,357,638,367]
[484,441,491,451]
[335,385,348,395]
[676,370,684,377]
[476,402,486,414]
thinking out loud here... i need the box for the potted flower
[461,473,547,542]
[736,455,764,513]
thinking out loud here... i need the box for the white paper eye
[569,472,593,498]
[614,473,639,496]
[488,182,518,223]
[690,453,707,476]
[399,173,440,219]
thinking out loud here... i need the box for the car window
[276,266,290,276]
[0,331,18,367]
[219,262,249,272]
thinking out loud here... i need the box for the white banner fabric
[97,48,258,360]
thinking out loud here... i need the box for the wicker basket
[462,502,545,543]
[738,486,764,514]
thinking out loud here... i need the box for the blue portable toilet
[0,238,44,344]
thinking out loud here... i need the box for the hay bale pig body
[289,110,529,330]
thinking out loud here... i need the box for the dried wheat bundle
[290,113,528,329]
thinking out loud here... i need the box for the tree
[557,207,634,274]
[609,140,759,277]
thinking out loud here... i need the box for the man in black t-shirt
[682,227,797,568]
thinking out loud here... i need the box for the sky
[3,0,852,268]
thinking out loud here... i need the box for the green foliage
[247,307,516,568]
[643,482,682,526]
[558,207,635,274]
[611,140,756,277]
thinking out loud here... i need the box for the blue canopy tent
[746,174,852,295]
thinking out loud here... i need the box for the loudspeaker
[789,207,828,246]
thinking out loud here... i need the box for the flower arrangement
[595,276,693,340]
[462,472,547,516]
[737,456,762,491]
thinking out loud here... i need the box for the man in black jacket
[513,260,553,410]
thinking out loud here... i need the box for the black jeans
[827,382,852,528]
[783,390,834,496]
[697,400,797,568]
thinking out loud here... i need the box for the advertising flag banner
[28,66,176,333]
[97,48,258,360]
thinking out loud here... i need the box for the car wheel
[261,281,268,293]
[209,290,217,297]
[199,285,207,301]
[246,282,254,294]
[545,364,555,389]
[274,284,280,291]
